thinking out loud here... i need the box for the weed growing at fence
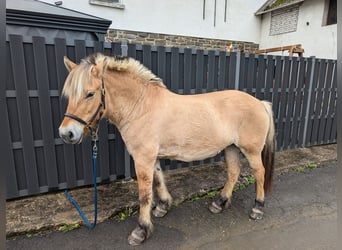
[293,163,319,173]
[305,163,318,169]
[114,207,135,222]
[57,223,80,233]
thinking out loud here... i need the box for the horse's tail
[261,101,275,194]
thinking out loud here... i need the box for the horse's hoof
[152,205,168,217]
[128,224,150,246]
[249,207,264,220]
[209,196,229,214]
[209,201,223,214]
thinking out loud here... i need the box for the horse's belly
[158,145,225,162]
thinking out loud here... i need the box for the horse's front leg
[128,158,155,246]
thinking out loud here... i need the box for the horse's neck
[104,72,150,129]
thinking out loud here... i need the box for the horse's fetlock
[255,199,265,208]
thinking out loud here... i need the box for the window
[89,0,125,9]
[269,5,299,36]
[323,0,336,26]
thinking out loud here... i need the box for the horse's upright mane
[63,53,166,105]
[83,53,166,88]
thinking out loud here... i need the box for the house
[39,0,264,52]
[35,0,338,58]
[256,0,337,59]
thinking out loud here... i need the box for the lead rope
[64,134,98,230]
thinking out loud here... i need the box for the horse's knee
[249,199,265,220]
[128,222,153,246]
[209,195,231,214]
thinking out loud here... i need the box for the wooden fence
[4,35,337,199]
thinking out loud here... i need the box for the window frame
[322,0,336,26]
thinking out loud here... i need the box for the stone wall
[106,29,259,52]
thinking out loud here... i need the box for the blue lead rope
[64,142,98,230]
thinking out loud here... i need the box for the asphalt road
[7,163,336,250]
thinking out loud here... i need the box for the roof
[6,0,112,34]
[255,0,304,15]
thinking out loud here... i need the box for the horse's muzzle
[59,123,84,144]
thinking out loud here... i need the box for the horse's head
[59,56,106,144]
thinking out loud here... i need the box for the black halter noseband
[64,78,106,137]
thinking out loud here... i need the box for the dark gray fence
[5,35,337,199]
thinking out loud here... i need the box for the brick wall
[106,29,259,52]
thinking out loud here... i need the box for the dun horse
[59,53,275,246]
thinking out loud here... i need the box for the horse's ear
[91,58,107,77]
[64,56,77,72]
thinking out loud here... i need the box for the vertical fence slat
[290,57,305,148]
[157,46,166,82]
[55,38,77,188]
[142,45,152,69]
[120,42,133,178]
[3,41,19,198]
[264,55,275,102]
[324,62,337,143]
[9,34,40,194]
[74,40,93,185]
[246,54,255,95]
[33,36,59,188]
[228,52,237,89]
[218,51,226,90]
[280,57,291,150]
[196,50,204,93]
[283,58,299,149]
[207,50,216,92]
[272,56,282,150]
[98,121,110,181]
[92,42,110,181]
[310,59,327,145]
[125,43,135,59]
[255,55,265,99]
[305,59,320,146]
[169,47,179,169]
[170,47,179,93]
[318,60,333,144]
[184,48,192,94]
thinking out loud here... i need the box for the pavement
[6,144,337,249]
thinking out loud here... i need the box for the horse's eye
[86,92,95,99]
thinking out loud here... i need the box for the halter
[64,78,106,138]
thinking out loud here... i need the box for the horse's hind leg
[242,149,266,220]
[209,145,240,213]
[152,160,173,218]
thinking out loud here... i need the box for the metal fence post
[121,40,128,57]
[234,51,241,90]
[302,56,316,147]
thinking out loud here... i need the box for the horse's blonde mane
[92,54,165,88]
[62,53,166,104]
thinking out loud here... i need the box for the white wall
[259,0,337,59]
[41,0,264,43]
